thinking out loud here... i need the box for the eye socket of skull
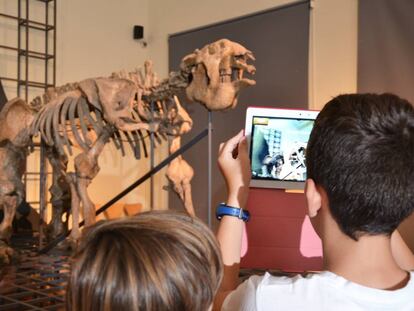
[194,63,210,85]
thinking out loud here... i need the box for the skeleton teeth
[219,70,232,83]
[219,69,230,83]
[238,69,244,80]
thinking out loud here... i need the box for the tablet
[245,107,319,190]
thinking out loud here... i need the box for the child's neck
[323,233,409,290]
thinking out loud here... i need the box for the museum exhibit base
[0,234,69,310]
[0,234,299,311]
[0,104,217,308]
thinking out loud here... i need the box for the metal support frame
[0,0,57,249]
[0,236,69,311]
[207,111,213,227]
[38,141,48,248]
[150,101,155,210]
[0,0,57,99]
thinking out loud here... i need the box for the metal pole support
[207,111,213,228]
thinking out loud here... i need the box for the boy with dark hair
[214,94,414,311]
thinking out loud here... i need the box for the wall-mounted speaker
[133,25,144,40]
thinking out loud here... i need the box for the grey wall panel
[358,0,414,103]
[358,0,414,254]
[168,2,310,224]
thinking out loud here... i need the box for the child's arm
[391,230,414,271]
[213,131,251,311]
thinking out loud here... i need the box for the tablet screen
[250,116,315,182]
[245,107,318,190]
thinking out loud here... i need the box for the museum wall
[357,0,414,255]
[0,0,358,219]
[148,0,357,110]
[148,0,414,256]
[0,0,164,222]
[56,0,168,214]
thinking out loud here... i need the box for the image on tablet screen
[250,117,314,182]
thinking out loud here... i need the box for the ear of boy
[305,179,322,218]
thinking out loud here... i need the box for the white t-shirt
[222,271,414,311]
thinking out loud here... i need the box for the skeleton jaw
[219,67,256,87]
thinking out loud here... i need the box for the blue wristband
[216,203,250,222]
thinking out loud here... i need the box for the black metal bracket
[39,128,208,254]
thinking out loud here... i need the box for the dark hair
[66,210,223,311]
[307,93,414,240]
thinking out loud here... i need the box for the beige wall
[57,0,161,211]
[0,0,161,217]
[57,0,149,82]
[310,0,358,109]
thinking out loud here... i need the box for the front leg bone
[66,173,81,247]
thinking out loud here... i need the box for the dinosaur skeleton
[0,39,255,262]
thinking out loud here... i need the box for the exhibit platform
[0,235,69,310]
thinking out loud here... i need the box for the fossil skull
[181,39,256,111]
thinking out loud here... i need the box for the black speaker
[133,25,144,40]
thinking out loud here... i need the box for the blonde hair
[66,210,223,311]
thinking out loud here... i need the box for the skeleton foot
[46,221,68,241]
[0,240,15,266]
[66,236,80,251]
[67,220,81,251]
